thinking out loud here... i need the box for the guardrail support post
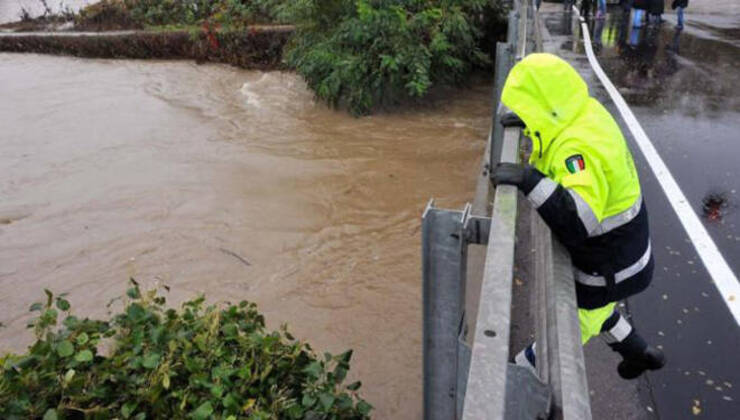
[422,201,490,420]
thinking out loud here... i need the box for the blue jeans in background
[633,8,645,28]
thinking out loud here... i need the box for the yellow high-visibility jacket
[502,53,652,309]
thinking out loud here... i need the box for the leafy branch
[1,281,371,419]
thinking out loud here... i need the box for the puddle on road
[0,53,492,418]
[548,8,740,113]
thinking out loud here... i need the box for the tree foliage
[0,282,371,419]
[282,0,506,115]
[75,0,286,28]
[71,0,507,115]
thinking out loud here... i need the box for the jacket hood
[501,53,589,161]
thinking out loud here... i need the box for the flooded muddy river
[0,53,491,418]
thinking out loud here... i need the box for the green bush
[126,0,289,27]
[125,0,219,26]
[211,0,292,29]
[282,0,506,115]
[71,0,507,115]
[75,0,284,29]
[0,282,371,419]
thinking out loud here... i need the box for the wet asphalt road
[544,4,739,419]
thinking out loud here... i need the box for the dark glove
[491,163,542,194]
[500,111,525,128]
[491,162,526,187]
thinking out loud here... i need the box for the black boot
[610,330,666,379]
[617,346,666,379]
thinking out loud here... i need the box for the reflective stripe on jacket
[501,53,652,309]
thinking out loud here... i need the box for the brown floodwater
[0,53,491,418]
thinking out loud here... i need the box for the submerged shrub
[0,282,371,419]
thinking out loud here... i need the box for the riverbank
[0,0,291,69]
[0,26,292,69]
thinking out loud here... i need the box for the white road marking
[572,6,740,324]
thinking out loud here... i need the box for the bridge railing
[421,1,592,419]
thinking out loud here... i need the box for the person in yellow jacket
[491,53,665,379]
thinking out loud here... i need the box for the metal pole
[489,41,510,169]
[489,7,519,186]
[517,0,529,60]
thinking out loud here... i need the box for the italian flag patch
[565,154,585,174]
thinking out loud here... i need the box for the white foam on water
[239,72,314,113]
[240,81,263,108]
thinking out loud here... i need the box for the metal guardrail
[461,122,534,420]
[422,1,592,419]
[533,217,592,420]
[422,201,490,419]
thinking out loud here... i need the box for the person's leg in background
[677,6,685,29]
[597,0,607,18]
[633,7,645,28]
[581,0,593,18]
